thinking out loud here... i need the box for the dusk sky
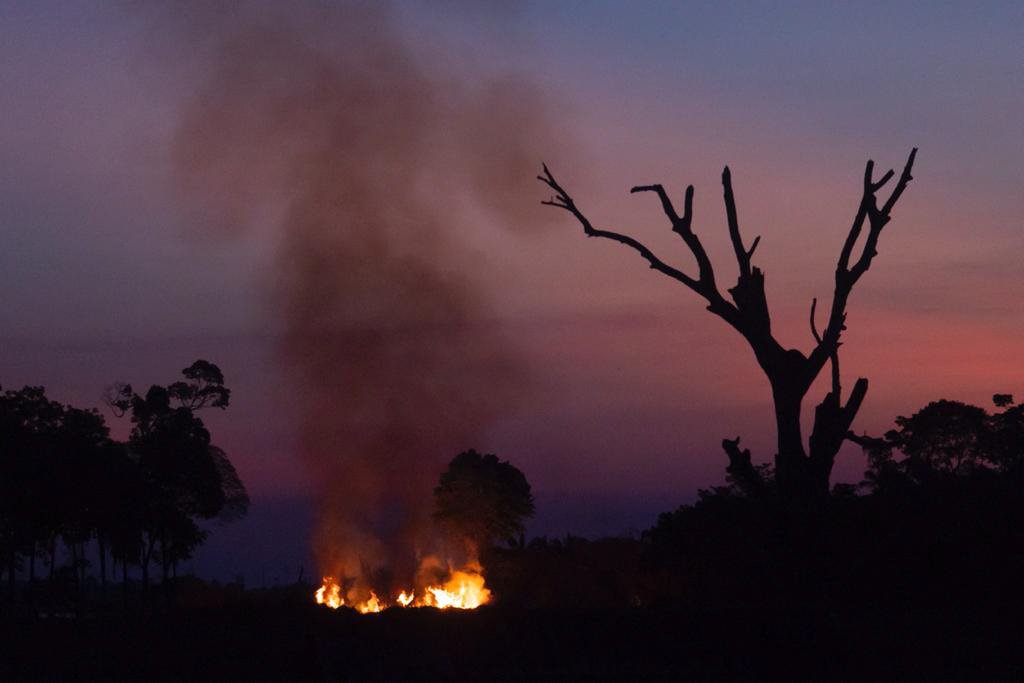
[2,1,1023,583]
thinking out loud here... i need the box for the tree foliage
[112,361,247,581]
[857,394,1024,489]
[0,360,247,606]
[434,449,535,549]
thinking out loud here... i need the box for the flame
[357,592,383,614]
[423,569,491,609]
[313,565,491,612]
[315,577,343,609]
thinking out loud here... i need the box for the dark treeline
[483,392,1024,618]
[0,360,247,613]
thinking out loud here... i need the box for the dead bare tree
[539,149,916,499]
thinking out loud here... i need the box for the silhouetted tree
[108,361,248,588]
[1,363,247,610]
[168,360,231,410]
[886,400,988,476]
[434,449,535,549]
[987,394,1024,473]
[54,405,115,589]
[0,386,64,603]
[97,441,145,606]
[540,150,917,499]
[855,393,1024,489]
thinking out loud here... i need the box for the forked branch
[808,148,917,375]
[538,164,739,323]
[722,167,760,278]
[629,183,720,292]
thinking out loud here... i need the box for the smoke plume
[169,2,564,598]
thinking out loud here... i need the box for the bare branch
[844,376,868,423]
[809,297,823,344]
[836,198,868,275]
[540,165,741,325]
[845,430,887,451]
[543,165,788,372]
[722,166,753,278]
[849,148,917,282]
[630,183,723,294]
[880,148,916,215]
[539,164,701,291]
[747,235,761,260]
[808,148,917,378]
[871,168,895,191]
[630,184,681,224]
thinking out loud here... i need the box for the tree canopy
[434,449,535,549]
[856,394,1024,489]
[0,360,247,608]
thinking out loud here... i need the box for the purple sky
[2,1,1023,582]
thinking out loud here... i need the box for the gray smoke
[168,1,566,598]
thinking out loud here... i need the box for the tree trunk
[141,541,152,599]
[121,559,129,612]
[160,534,169,586]
[98,535,107,590]
[79,543,87,585]
[6,550,15,609]
[770,382,821,500]
[159,534,172,608]
[69,541,80,589]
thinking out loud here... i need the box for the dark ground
[3,598,1022,681]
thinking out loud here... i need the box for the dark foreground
[3,600,1022,681]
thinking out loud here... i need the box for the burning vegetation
[314,560,491,612]
[310,449,531,612]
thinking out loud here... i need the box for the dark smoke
[168,2,566,598]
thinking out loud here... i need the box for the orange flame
[314,577,343,609]
[357,592,383,614]
[423,569,491,609]
[313,564,490,612]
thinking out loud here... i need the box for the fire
[423,569,491,609]
[313,565,491,612]
[314,577,343,609]
[357,592,383,614]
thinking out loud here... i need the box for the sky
[1,1,1023,583]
